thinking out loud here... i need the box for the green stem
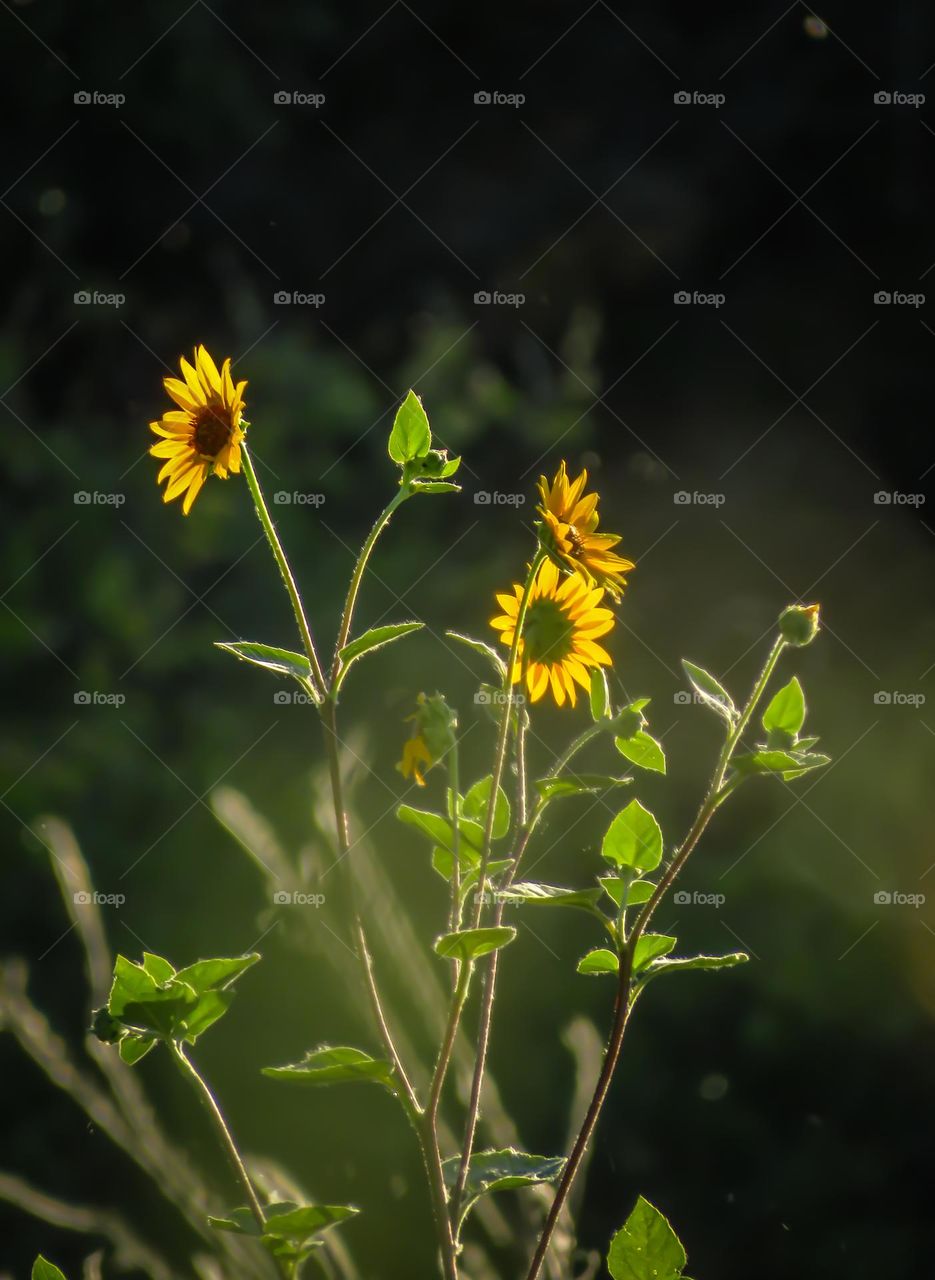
[170,1042,274,1255]
[447,740,462,935]
[241,443,328,700]
[524,635,790,1280]
[331,488,409,687]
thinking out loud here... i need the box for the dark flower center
[524,597,575,664]
[192,405,232,458]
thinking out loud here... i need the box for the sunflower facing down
[490,560,615,707]
[149,346,247,515]
[537,461,634,600]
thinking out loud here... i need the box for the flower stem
[169,1042,272,1247]
[524,634,789,1280]
[241,443,328,700]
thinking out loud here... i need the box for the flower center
[191,404,232,458]
[524,597,575,665]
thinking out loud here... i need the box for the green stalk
[241,442,328,700]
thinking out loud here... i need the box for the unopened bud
[778,603,820,648]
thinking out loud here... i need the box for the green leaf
[615,730,667,775]
[215,642,316,696]
[762,675,805,737]
[388,389,432,463]
[535,774,632,801]
[577,948,620,975]
[681,660,737,724]
[174,954,260,994]
[434,927,516,962]
[119,1033,156,1065]
[607,1195,687,1280]
[263,1202,359,1238]
[208,1207,262,1236]
[430,843,482,883]
[497,882,603,913]
[263,1045,395,1089]
[442,1149,566,1227]
[733,749,830,780]
[32,1259,67,1280]
[338,622,424,676]
[178,990,234,1043]
[602,801,664,873]
[141,952,176,983]
[590,668,610,720]
[631,934,676,973]
[409,481,460,494]
[461,775,511,840]
[637,952,749,990]
[444,630,507,679]
[107,956,198,1038]
[396,805,483,855]
[599,876,655,909]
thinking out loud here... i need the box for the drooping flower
[397,692,458,786]
[490,560,615,707]
[149,346,246,515]
[537,461,634,600]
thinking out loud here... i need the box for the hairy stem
[241,442,328,699]
[524,635,788,1279]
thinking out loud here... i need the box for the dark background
[2,2,934,1277]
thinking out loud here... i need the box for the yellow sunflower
[398,734,433,787]
[149,345,247,515]
[490,560,615,707]
[537,461,634,600]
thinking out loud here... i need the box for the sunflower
[149,346,247,515]
[396,692,457,787]
[490,560,615,707]
[537,461,634,600]
[398,734,433,787]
